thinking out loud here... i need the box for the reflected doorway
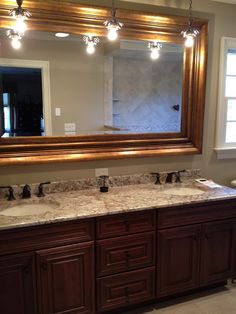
[0,66,43,137]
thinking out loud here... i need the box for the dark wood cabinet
[158,225,201,297]
[200,220,235,285]
[158,219,236,297]
[96,232,155,277]
[97,267,155,313]
[1,201,236,314]
[96,210,155,239]
[96,210,156,313]
[37,242,94,314]
[0,253,37,314]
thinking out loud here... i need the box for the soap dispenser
[99,175,109,193]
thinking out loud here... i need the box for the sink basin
[0,200,60,217]
[160,187,205,196]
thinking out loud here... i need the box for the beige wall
[0,38,105,134]
[1,0,236,186]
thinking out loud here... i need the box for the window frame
[215,37,236,159]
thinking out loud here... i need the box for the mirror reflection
[0,31,184,137]
[0,66,43,137]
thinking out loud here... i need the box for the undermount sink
[160,187,206,196]
[0,200,60,217]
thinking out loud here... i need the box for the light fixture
[104,0,123,41]
[55,33,70,38]
[181,0,199,48]
[148,42,162,60]
[9,0,31,36]
[7,29,22,49]
[83,36,100,55]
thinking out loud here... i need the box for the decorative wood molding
[0,0,208,166]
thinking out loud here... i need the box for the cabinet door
[37,242,94,314]
[158,225,201,297]
[201,220,235,285]
[0,253,36,314]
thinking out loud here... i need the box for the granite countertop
[1,178,236,231]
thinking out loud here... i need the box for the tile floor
[124,282,236,314]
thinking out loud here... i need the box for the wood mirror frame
[0,0,208,166]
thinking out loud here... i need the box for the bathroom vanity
[0,178,236,314]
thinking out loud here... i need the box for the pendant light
[9,0,31,36]
[104,0,123,41]
[181,0,199,48]
[83,36,100,55]
[148,42,162,60]
[7,29,22,49]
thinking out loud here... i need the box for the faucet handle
[0,186,16,201]
[37,182,51,197]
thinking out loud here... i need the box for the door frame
[0,58,52,136]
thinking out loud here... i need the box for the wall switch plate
[64,123,76,132]
[55,108,61,116]
[95,168,109,177]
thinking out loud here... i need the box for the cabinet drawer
[96,232,155,277]
[96,210,155,239]
[97,267,155,313]
[158,200,236,229]
[0,219,94,256]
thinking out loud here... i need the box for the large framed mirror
[0,0,208,166]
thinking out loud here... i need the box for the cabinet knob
[23,266,30,275]
[124,221,130,232]
[41,263,48,271]
[125,251,131,263]
[125,287,130,297]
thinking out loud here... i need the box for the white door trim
[0,58,52,136]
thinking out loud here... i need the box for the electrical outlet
[65,131,76,135]
[64,123,76,132]
[95,168,109,177]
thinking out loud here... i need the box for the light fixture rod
[188,0,193,26]
[16,0,23,7]
[111,0,117,19]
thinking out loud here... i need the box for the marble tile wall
[113,56,183,132]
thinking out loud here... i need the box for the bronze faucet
[0,186,16,201]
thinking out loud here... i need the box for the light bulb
[11,38,21,49]
[14,16,27,35]
[185,34,194,48]
[86,43,95,54]
[55,33,70,38]
[151,49,160,60]
[108,27,118,41]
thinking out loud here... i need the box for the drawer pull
[125,251,131,259]
[125,287,130,297]
[23,266,30,275]
[124,221,130,232]
[41,262,48,271]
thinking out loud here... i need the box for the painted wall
[1,0,236,186]
[0,38,105,134]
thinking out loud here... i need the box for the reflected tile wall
[113,56,183,133]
